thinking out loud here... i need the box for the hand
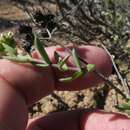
[0,45,129,130]
[27,109,130,130]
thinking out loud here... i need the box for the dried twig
[94,70,127,98]
[98,39,129,97]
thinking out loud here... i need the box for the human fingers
[81,110,130,130]
[32,45,112,91]
[0,77,27,130]
[27,109,130,130]
[0,59,55,105]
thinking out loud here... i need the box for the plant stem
[50,39,128,99]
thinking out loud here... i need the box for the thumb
[81,110,130,130]
[26,109,130,130]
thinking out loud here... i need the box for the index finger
[32,45,112,91]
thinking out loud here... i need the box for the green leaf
[118,104,130,111]
[3,56,28,63]
[3,55,31,63]
[4,55,37,63]
[2,43,17,56]
[4,55,49,68]
[59,77,73,82]
[0,32,16,55]
[34,33,51,64]
[59,71,83,82]
[54,51,69,71]
[35,63,49,68]
[72,48,82,71]
[86,64,95,72]
[59,48,85,82]
[59,55,69,71]
[0,44,4,52]
[0,32,15,47]
[72,71,83,79]
[59,62,68,71]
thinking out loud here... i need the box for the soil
[0,1,129,118]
